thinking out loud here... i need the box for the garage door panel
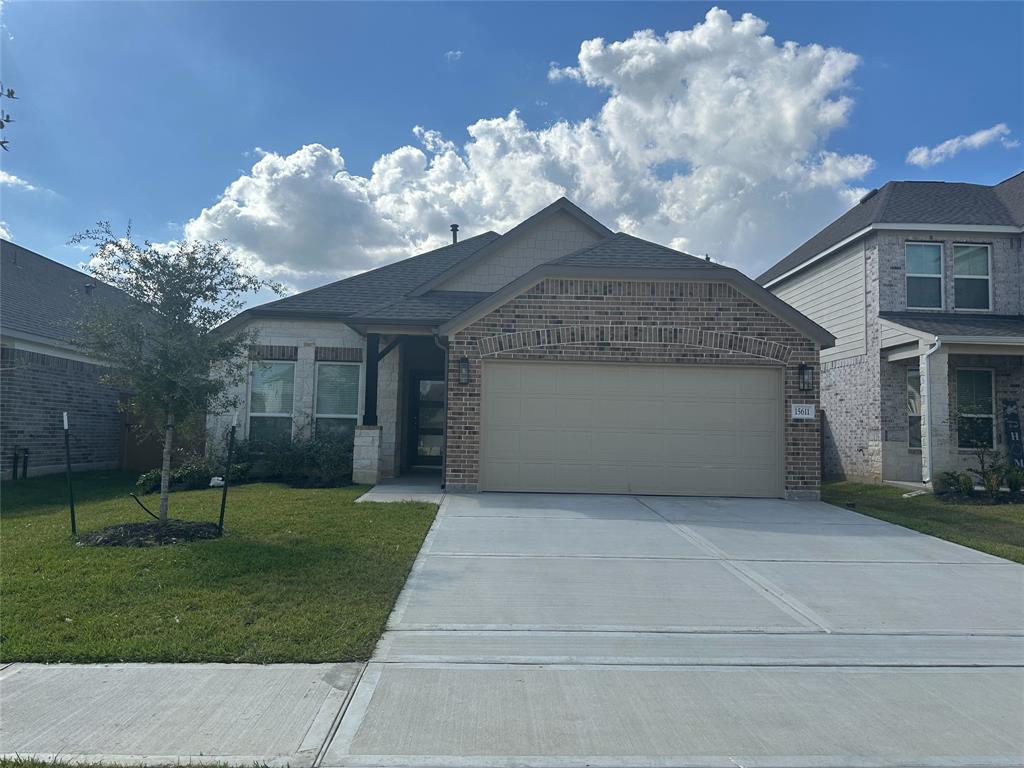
[481,361,783,497]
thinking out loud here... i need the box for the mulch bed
[78,519,222,547]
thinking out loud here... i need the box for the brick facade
[446,278,822,498]
[0,346,122,477]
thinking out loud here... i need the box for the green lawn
[822,481,1024,564]
[0,471,437,663]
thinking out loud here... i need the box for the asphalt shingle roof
[353,291,493,323]
[880,311,1024,339]
[553,232,712,269]
[243,231,500,323]
[1,239,132,345]
[758,172,1024,286]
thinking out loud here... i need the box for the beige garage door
[480,361,784,497]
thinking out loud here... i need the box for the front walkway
[324,493,1024,766]
[356,472,444,504]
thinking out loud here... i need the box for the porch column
[363,333,379,426]
[353,333,382,485]
[921,343,952,483]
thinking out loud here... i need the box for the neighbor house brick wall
[446,278,822,497]
[876,231,1023,314]
[0,346,122,477]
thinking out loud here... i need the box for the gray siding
[773,242,866,362]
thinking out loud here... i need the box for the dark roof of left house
[757,171,1024,286]
[1,239,132,345]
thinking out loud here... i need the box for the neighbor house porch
[879,313,1024,483]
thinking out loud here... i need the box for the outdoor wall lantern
[458,356,470,385]
[798,362,814,392]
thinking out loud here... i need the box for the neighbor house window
[905,242,943,309]
[315,363,360,444]
[907,369,922,449]
[249,361,295,442]
[953,244,991,310]
[956,368,995,449]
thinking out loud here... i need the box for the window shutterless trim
[955,366,996,449]
[313,361,362,422]
[952,243,993,312]
[905,241,944,310]
[248,360,296,440]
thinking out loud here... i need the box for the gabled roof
[758,171,1024,287]
[553,232,709,269]
[408,197,614,296]
[880,311,1024,340]
[438,232,836,348]
[0,239,132,347]
[227,231,499,328]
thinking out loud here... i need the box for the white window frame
[907,368,922,450]
[955,366,996,450]
[952,243,992,312]
[905,241,944,310]
[248,360,296,441]
[313,361,362,436]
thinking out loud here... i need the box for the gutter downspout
[433,333,448,490]
[922,336,943,484]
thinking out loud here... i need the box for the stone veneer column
[293,340,317,439]
[920,345,952,483]
[353,424,382,485]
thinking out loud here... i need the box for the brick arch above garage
[445,277,823,497]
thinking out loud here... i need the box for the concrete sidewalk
[0,662,363,766]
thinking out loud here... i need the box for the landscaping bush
[934,471,961,495]
[229,434,353,487]
[1007,468,1023,495]
[957,472,975,496]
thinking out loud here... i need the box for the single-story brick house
[0,240,162,477]
[211,199,834,499]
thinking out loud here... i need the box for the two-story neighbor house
[758,172,1024,484]
[212,198,834,499]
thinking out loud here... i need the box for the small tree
[72,223,279,522]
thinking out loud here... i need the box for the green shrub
[934,471,961,494]
[958,472,975,495]
[172,461,214,491]
[229,434,353,487]
[1006,468,1023,494]
[135,468,162,495]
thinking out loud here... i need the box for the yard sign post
[218,414,237,535]
[63,411,77,536]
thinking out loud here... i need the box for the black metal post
[218,424,236,535]
[363,333,380,426]
[21,448,28,479]
[63,412,77,536]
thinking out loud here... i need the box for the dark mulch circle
[78,519,223,548]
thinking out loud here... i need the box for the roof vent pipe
[84,283,95,295]
[450,224,459,244]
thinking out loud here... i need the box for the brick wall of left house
[0,346,123,477]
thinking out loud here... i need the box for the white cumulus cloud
[444,50,463,62]
[0,220,11,239]
[0,170,36,191]
[906,123,1018,168]
[185,7,873,289]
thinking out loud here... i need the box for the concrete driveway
[324,493,1024,767]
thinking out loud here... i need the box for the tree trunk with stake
[159,413,174,523]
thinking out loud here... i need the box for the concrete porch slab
[0,662,362,767]
[323,663,1024,766]
[357,474,444,504]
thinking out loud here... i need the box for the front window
[956,368,995,449]
[905,242,943,309]
[953,244,991,310]
[249,361,295,442]
[315,363,360,444]
[907,369,922,449]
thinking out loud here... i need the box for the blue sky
[2,1,1022,289]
